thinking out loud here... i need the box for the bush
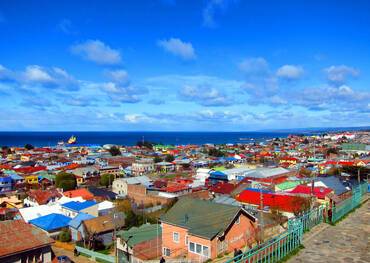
[55,172,76,191]
[108,146,121,156]
[100,173,115,187]
[59,229,71,242]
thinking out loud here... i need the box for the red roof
[209,182,237,195]
[290,185,333,199]
[28,189,62,205]
[0,220,54,257]
[14,166,47,174]
[63,188,94,200]
[56,163,80,171]
[236,190,307,213]
[165,184,190,193]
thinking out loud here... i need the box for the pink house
[160,197,258,262]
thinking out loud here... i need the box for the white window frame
[173,232,180,243]
[163,247,171,256]
[235,215,240,224]
[188,241,210,258]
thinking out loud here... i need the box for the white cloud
[202,0,237,28]
[100,82,148,104]
[324,65,359,85]
[105,69,129,85]
[58,19,74,34]
[157,38,196,60]
[23,65,54,83]
[239,57,269,75]
[70,40,122,65]
[276,65,304,80]
[179,85,233,106]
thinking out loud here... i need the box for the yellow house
[25,175,39,184]
[76,176,85,185]
[20,155,31,162]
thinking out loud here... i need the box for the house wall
[81,205,99,217]
[221,213,257,254]
[161,223,189,259]
[187,234,212,262]
[127,184,170,206]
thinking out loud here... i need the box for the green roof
[275,181,303,191]
[160,197,242,240]
[213,166,226,171]
[118,224,161,247]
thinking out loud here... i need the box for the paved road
[288,200,370,263]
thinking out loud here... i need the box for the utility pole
[257,183,264,244]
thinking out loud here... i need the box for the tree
[136,141,155,149]
[55,172,77,191]
[100,173,115,187]
[108,146,121,156]
[165,154,175,162]
[208,148,225,157]
[59,228,71,242]
[24,144,34,150]
[154,156,163,163]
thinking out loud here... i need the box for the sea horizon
[0,127,367,147]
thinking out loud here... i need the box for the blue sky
[0,0,369,131]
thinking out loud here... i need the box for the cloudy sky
[0,0,369,131]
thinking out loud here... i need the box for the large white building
[131,158,155,175]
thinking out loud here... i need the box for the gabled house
[117,224,162,263]
[0,220,54,262]
[68,212,96,241]
[61,200,98,218]
[83,213,125,247]
[160,197,257,262]
[29,213,72,238]
[24,189,62,207]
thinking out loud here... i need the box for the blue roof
[210,171,227,177]
[244,187,272,194]
[29,213,71,231]
[68,212,95,229]
[9,173,23,180]
[62,200,97,212]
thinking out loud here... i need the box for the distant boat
[239,138,249,141]
[57,141,65,146]
[67,135,77,144]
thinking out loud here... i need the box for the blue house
[61,200,98,218]
[29,213,71,237]
[0,176,12,193]
[68,212,95,241]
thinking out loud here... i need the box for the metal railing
[75,246,115,263]
[330,182,368,223]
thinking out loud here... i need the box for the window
[196,244,202,254]
[189,242,195,252]
[163,248,171,256]
[203,246,209,257]
[188,242,210,258]
[235,216,240,224]
[173,232,179,243]
[185,235,189,245]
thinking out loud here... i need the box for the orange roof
[63,188,94,200]
[57,163,80,171]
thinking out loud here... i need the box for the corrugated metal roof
[29,213,71,231]
[161,197,242,239]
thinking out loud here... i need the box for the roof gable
[161,197,253,239]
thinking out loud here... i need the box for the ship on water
[68,135,77,144]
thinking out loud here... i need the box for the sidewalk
[287,200,370,263]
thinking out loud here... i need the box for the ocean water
[0,131,293,147]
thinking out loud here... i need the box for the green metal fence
[331,182,368,223]
[288,205,325,232]
[225,222,303,263]
[75,246,115,263]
